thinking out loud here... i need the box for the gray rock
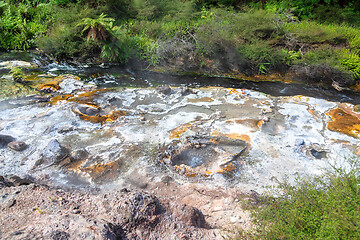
[156,86,173,95]
[71,149,89,161]
[8,175,34,186]
[0,176,14,189]
[180,87,196,96]
[120,192,161,228]
[75,104,100,116]
[39,139,69,166]
[0,135,16,148]
[310,149,327,159]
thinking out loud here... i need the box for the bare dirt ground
[0,176,252,240]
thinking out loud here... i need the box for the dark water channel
[1,50,359,104]
[39,63,360,105]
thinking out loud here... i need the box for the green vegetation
[9,67,25,82]
[0,0,359,85]
[240,159,360,239]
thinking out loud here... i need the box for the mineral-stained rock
[58,75,85,94]
[0,135,16,148]
[38,139,69,166]
[326,108,360,138]
[75,104,100,116]
[0,60,38,69]
[8,141,27,151]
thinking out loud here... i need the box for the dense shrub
[131,0,197,21]
[259,0,360,25]
[285,21,347,44]
[0,1,52,49]
[242,159,360,239]
[36,4,101,59]
[193,8,286,72]
[1,0,359,79]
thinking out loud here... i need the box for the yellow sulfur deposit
[326,108,360,138]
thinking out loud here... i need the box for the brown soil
[0,176,251,239]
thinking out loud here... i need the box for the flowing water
[1,51,360,193]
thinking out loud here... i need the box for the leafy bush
[131,0,196,21]
[36,4,101,59]
[195,9,276,52]
[285,21,347,44]
[312,4,360,25]
[237,42,285,67]
[100,27,138,62]
[0,1,52,49]
[255,0,360,25]
[9,67,25,82]
[282,50,302,65]
[340,50,360,79]
[194,8,286,72]
[243,159,360,239]
[295,46,342,66]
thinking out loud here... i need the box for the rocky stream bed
[1,52,360,239]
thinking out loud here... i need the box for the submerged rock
[71,149,89,161]
[166,135,247,178]
[310,149,327,159]
[38,139,69,166]
[75,104,100,116]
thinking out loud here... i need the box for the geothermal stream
[1,52,360,236]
